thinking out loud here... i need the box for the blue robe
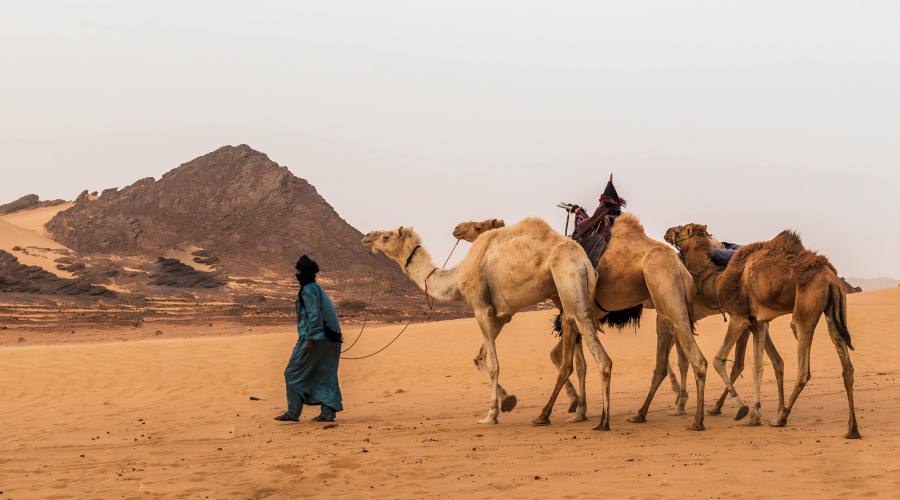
[283,283,343,418]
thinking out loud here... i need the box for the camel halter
[404,245,422,268]
[668,230,728,322]
[672,230,695,245]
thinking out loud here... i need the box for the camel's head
[452,218,505,242]
[361,226,420,263]
[664,223,709,250]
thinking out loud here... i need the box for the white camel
[361,218,613,426]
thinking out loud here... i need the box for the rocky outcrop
[0,194,67,215]
[150,258,227,289]
[0,251,113,297]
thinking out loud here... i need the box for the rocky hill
[46,145,408,285]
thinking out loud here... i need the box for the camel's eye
[382,235,389,241]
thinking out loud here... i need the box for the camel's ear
[397,226,406,238]
[699,224,708,235]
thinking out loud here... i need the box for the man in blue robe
[275,255,344,422]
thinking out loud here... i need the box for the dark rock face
[0,251,114,297]
[46,145,407,285]
[0,194,67,215]
[839,276,862,294]
[150,258,227,288]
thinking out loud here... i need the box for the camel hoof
[592,423,610,431]
[626,415,646,424]
[707,407,723,416]
[844,429,862,440]
[769,418,787,428]
[532,416,550,426]
[566,413,587,423]
[734,405,750,421]
[688,422,705,432]
[669,409,687,417]
[478,417,498,425]
[501,395,518,413]
[567,400,579,413]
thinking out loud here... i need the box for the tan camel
[670,223,860,438]
[453,217,591,420]
[452,218,505,242]
[454,218,594,418]
[361,218,613,426]
[453,214,709,431]
[660,225,785,419]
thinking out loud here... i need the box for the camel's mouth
[663,228,676,244]
[360,233,378,247]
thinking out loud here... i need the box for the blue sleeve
[302,285,326,341]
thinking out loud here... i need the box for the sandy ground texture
[0,287,898,499]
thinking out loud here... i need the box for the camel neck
[401,242,462,302]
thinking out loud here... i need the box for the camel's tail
[827,279,854,350]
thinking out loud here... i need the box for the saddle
[574,214,617,267]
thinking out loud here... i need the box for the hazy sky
[2,1,898,277]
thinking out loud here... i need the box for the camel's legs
[762,327,785,416]
[770,318,815,428]
[673,338,690,415]
[747,321,769,426]
[579,321,613,430]
[533,316,578,425]
[709,330,749,415]
[629,318,675,423]
[713,317,753,420]
[646,273,707,431]
[473,309,507,425]
[570,342,588,422]
[550,338,581,414]
[537,258,610,429]
[823,316,861,439]
[474,332,516,412]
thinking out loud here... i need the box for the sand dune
[1,288,898,498]
[0,203,73,234]
[0,204,74,279]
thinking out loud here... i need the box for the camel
[660,225,785,419]
[452,218,505,242]
[455,219,788,422]
[454,218,591,416]
[669,223,860,438]
[452,213,709,431]
[361,218,613,427]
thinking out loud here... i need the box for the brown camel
[659,225,785,419]
[453,214,709,431]
[361,218,612,426]
[669,223,860,438]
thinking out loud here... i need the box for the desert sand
[0,203,74,279]
[1,288,898,499]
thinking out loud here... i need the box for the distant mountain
[845,277,900,292]
[46,145,408,285]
